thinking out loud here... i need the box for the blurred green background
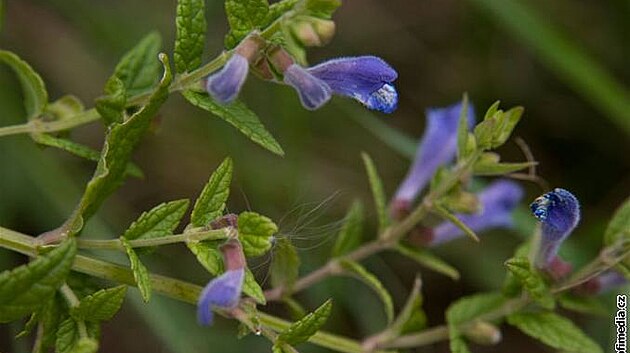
[0,0,628,352]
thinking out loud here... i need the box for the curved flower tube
[206,54,249,104]
[197,239,246,325]
[283,64,332,110]
[530,188,580,269]
[391,101,475,218]
[197,268,244,325]
[306,56,398,113]
[430,179,523,246]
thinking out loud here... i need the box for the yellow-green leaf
[277,299,332,345]
[190,158,233,227]
[0,239,76,323]
[0,50,48,120]
[507,312,603,353]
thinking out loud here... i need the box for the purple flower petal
[206,54,249,104]
[197,268,244,325]
[392,101,475,215]
[307,56,398,113]
[530,188,580,269]
[431,179,523,246]
[284,64,332,110]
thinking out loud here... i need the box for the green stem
[77,229,228,250]
[0,5,297,139]
[265,152,482,301]
[0,226,386,353]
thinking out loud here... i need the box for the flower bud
[463,321,502,346]
[291,17,336,47]
[209,213,238,230]
[530,188,580,269]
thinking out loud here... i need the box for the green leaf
[473,152,535,176]
[446,292,504,353]
[474,103,523,150]
[271,237,300,290]
[446,292,505,325]
[304,0,341,18]
[183,91,284,155]
[243,268,266,305]
[361,152,390,232]
[558,294,607,316]
[433,204,480,242]
[603,197,630,275]
[46,95,84,120]
[70,285,127,322]
[0,50,48,120]
[396,243,459,280]
[112,31,162,96]
[391,277,426,335]
[0,239,76,323]
[174,0,206,73]
[507,312,603,353]
[331,200,364,257]
[31,134,143,178]
[505,257,554,309]
[15,311,38,339]
[123,199,189,240]
[186,240,224,275]
[122,239,152,302]
[35,297,63,352]
[339,260,394,323]
[493,106,523,147]
[265,0,299,24]
[450,336,472,353]
[238,211,277,257]
[277,299,332,345]
[456,93,471,160]
[55,317,99,353]
[95,76,126,126]
[75,54,172,223]
[224,0,269,48]
[190,157,233,227]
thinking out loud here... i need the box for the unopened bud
[463,321,502,346]
[441,191,480,214]
[210,213,238,230]
[291,17,336,47]
[312,19,335,44]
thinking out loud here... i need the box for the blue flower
[530,188,580,269]
[307,56,398,113]
[197,268,244,325]
[283,64,332,110]
[205,54,249,104]
[391,101,475,218]
[430,179,523,246]
[284,56,399,113]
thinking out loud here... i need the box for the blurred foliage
[0,0,628,352]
